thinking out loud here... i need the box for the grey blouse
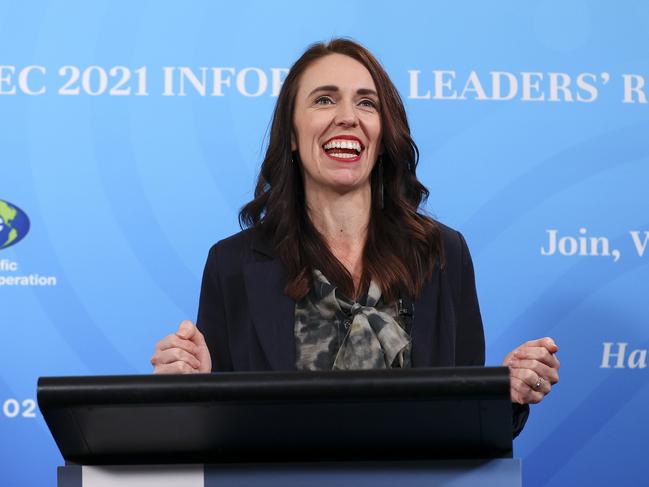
[295,269,411,371]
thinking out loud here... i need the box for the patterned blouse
[295,269,412,371]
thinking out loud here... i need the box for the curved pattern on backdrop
[1,2,648,487]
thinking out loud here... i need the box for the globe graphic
[0,200,22,249]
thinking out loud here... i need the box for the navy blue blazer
[196,222,529,436]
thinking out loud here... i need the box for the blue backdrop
[1,1,648,485]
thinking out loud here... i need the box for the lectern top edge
[38,366,510,407]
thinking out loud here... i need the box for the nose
[334,100,358,127]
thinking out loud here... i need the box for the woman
[151,39,559,435]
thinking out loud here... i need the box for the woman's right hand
[151,320,212,374]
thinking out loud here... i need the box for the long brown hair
[240,38,443,302]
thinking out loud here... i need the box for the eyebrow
[307,85,379,98]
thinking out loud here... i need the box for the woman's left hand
[502,337,560,404]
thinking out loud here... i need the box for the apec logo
[0,200,30,249]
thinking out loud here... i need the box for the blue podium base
[59,459,521,487]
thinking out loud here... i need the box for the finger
[153,361,198,375]
[176,320,196,340]
[511,376,546,403]
[510,376,533,403]
[191,326,208,348]
[177,321,208,349]
[156,334,199,356]
[510,367,538,389]
[151,348,201,369]
[509,359,559,384]
[511,377,545,404]
[510,377,534,403]
[523,337,559,353]
[514,346,560,369]
[510,368,552,394]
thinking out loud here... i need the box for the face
[292,53,383,195]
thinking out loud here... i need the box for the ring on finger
[533,376,545,391]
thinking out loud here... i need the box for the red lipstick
[322,135,364,163]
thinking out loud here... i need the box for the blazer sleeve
[456,231,530,438]
[455,231,486,366]
[196,243,234,372]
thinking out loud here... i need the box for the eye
[314,96,334,105]
[359,98,378,109]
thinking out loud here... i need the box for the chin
[306,164,371,195]
[328,178,369,194]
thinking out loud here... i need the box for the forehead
[297,53,376,95]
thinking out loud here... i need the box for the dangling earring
[378,156,384,210]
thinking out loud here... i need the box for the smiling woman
[150,38,560,437]
[240,41,442,303]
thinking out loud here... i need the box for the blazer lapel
[244,256,296,371]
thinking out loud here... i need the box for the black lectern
[38,367,521,486]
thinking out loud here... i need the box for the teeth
[323,139,362,151]
[328,152,358,159]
